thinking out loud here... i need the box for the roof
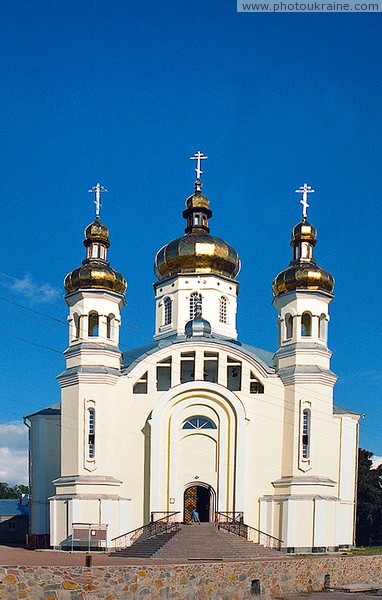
[122,336,275,375]
[24,402,61,420]
[333,403,363,417]
[0,499,29,516]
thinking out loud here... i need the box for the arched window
[318,314,327,340]
[285,314,293,340]
[164,297,172,325]
[219,296,228,324]
[183,417,216,430]
[301,312,312,337]
[190,292,202,320]
[302,409,311,459]
[87,408,95,459]
[73,313,80,339]
[106,313,115,340]
[88,311,99,337]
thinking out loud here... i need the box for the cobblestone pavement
[0,544,286,566]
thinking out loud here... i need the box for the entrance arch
[184,483,215,522]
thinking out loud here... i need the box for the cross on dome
[190,151,208,190]
[295,183,315,220]
[89,183,108,220]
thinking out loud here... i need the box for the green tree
[356,449,382,546]
[0,482,29,499]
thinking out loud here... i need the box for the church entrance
[183,484,214,522]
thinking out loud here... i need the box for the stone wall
[0,555,381,599]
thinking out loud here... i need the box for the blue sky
[1,1,382,483]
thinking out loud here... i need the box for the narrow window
[219,296,228,324]
[73,313,80,339]
[285,314,293,340]
[88,408,95,459]
[164,297,172,325]
[194,214,201,225]
[106,314,115,340]
[181,351,195,383]
[302,409,311,459]
[88,312,99,337]
[157,357,172,391]
[227,356,242,391]
[133,371,148,394]
[183,417,216,430]
[190,292,202,320]
[318,314,326,340]
[250,371,264,394]
[91,244,100,258]
[204,352,218,383]
[301,313,312,337]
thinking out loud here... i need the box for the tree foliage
[0,482,29,499]
[356,449,382,546]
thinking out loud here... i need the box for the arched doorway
[184,484,214,522]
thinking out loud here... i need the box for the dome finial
[295,183,314,221]
[190,150,208,192]
[89,183,108,221]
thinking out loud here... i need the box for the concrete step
[111,523,281,560]
[113,530,178,558]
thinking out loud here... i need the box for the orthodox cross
[89,183,108,220]
[295,183,314,220]
[190,151,208,180]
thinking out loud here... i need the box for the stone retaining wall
[0,555,381,599]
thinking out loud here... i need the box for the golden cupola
[154,157,240,280]
[272,185,334,297]
[64,185,127,296]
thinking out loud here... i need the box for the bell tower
[51,185,130,550]
[272,184,336,478]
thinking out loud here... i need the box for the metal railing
[215,511,283,550]
[112,512,180,550]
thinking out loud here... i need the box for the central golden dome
[154,186,240,280]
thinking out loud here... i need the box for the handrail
[112,511,180,550]
[215,511,283,550]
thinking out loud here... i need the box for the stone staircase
[112,523,281,560]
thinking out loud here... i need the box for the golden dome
[155,233,240,279]
[64,262,127,295]
[64,219,127,296]
[84,220,110,246]
[272,219,334,297]
[154,188,240,280]
[272,263,334,296]
[292,221,317,244]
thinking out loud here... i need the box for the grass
[348,546,382,555]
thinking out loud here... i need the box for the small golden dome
[155,232,240,280]
[185,191,210,211]
[272,219,334,297]
[64,219,127,296]
[291,221,317,245]
[84,220,110,247]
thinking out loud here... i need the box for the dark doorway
[184,485,212,522]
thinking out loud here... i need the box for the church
[25,153,360,553]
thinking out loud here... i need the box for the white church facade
[26,157,360,553]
